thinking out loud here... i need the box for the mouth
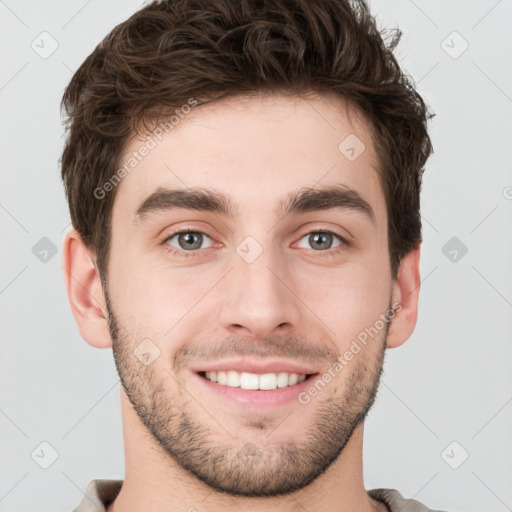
[192,366,320,408]
[198,370,317,390]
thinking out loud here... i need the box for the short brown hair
[60,0,434,279]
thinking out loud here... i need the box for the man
[60,0,440,510]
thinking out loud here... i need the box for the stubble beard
[104,284,388,497]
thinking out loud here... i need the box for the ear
[386,245,421,349]
[62,229,112,349]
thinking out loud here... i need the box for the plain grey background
[1,1,511,511]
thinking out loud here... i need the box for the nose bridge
[218,235,300,339]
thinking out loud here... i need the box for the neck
[108,389,384,512]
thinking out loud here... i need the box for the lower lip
[192,371,319,409]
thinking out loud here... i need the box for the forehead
[112,92,386,226]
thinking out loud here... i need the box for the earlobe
[62,229,113,349]
[386,245,421,349]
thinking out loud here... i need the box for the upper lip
[190,358,319,375]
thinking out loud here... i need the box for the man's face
[105,93,393,496]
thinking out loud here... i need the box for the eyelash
[160,228,349,259]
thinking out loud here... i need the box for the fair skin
[63,92,420,512]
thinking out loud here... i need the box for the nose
[218,244,301,341]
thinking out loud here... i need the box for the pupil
[180,232,201,250]
[311,233,331,250]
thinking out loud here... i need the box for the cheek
[295,262,391,347]
[109,257,219,337]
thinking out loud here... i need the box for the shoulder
[73,479,123,512]
[368,488,450,512]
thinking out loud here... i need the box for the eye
[161,228,348,259]
[295,230,345,252]
[163,230,214,252]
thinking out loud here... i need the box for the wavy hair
[60,0,434,279]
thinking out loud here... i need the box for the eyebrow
[134,184,375,225]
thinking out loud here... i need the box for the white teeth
[277,372,289,388]
[207,371,218,382]
[203,371,308,390]
[240,372,259,390]
[259,373,277,390]
[226,370,240,387]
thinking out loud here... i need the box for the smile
[201,370,310,390]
